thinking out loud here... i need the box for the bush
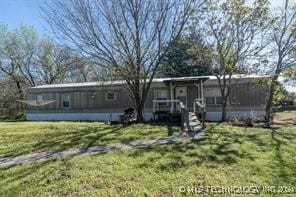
[0,112,26,121]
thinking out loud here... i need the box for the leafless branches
[43,0,199,121]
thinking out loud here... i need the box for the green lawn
[0,122,181,158]
[0,122,295,196]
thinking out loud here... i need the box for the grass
[0,122,295,196]
[0,121,181,158]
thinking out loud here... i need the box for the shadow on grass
[127,123,288,172]
[0,122,182,194]
[1,125,121,158]
[1,123,295,194]
[0,155,107,195]
[269,127,291,186]
[0,122,180,158]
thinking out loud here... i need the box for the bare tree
[264,0,296,125]
[43,0,199,122]
[67,58,91,82]
[198,0,269,121]
[37,40,79,84]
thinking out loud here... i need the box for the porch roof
[163,76,209,86]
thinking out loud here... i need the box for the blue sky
[0,0,282,36]
[0,0,49,36]
[0,0,294,92]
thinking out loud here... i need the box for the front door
[176,87,187,110]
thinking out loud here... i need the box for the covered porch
[152,76,209,130]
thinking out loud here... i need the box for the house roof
[30,74,270,89]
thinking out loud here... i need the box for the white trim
[201,80,204,105]
[170,82,174,113]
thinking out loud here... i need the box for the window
[155,89,169,99]
[205,88,224,105]
[206,96,223,105]
[62,95,70,108]
[155,89,169,106]
[36,95,43,104]
[216,96,223,105]
[206,97,215,105]
[105,92,116,101]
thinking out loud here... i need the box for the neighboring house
[25,75,269,122]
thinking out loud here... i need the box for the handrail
[193,99,206,129]
[179,101,185,109]
[193,99,205,113]
[195,98,204,105]
[195,101,205,109]
[179,101,186,131]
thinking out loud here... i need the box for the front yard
[0,115,295,196]
[0,122,180,158]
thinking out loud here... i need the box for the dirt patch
[273,111,296,125]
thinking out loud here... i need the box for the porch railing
[153,100,186,129]
[153,99,206,130]
[152,99,183,113]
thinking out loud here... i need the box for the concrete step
[183,111,202,132]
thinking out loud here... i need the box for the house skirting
[26,112,154,121]
[26,111,265,122]
[205,111,266,121]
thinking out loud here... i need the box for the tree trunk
[221,98,227,121]
[131,84,146,123]
[15,80,25,112]
[15,80,23,98]
[135,105,145,123]
[265,76,278,126]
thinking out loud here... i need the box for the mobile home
[25,75,268,122]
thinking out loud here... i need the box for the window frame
[36,95,43,104]
[62,94,71,109]
[155,89,169,106]
[155,89,169,100]
[205,96,224,105]
[205,97,215,105]
[105,92,117,101]
[215,96,223,105]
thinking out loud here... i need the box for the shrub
[0,112,26,121]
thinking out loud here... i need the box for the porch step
[183,111,202,132]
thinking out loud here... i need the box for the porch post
[170,82,174,113]
[199,82,202,101]
[201,80,204,105]
[201,80,206,128]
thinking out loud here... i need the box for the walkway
[0,132,204,167]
